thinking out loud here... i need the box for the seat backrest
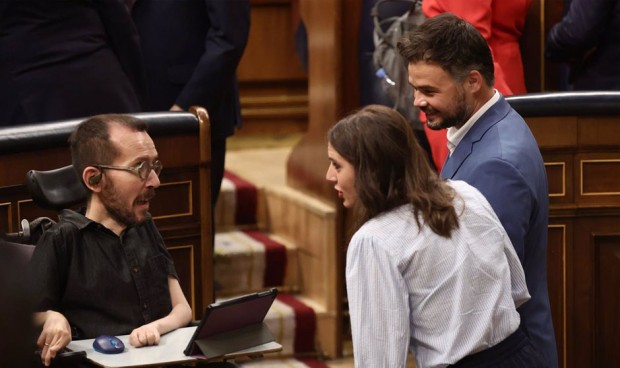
[0,238,35,264]
[506,91,620,117]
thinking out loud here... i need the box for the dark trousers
[449,326,547,368]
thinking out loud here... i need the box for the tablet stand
[191,323,275,360]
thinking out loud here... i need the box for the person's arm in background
[94,0,147,108]
[128,276,192,347]
[423,0,513,95]
[173,0,250,111]
[546,0,611,62]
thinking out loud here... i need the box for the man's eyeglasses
[94,160,163,181]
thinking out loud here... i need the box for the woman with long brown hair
[326,105,544,367]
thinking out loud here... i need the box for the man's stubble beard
[425,89,473,130]
[101,180,154,227]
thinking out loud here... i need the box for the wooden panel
[237,1,306,82]
[578,117,620,147]
[581,159,620,196]
[594,235,620,366]
[168,244,196,318]
[237,1,309,136]
[542,0,569,91]
[521,0,543,92]
[525,116,578,148]
[528,111,620,367]
[287,0,344,201]
[152,136,200,168]
[547,223,567,368]
[546,162,566,198]
[571,216,620,368]
[151,181,193,220]
[17,200,59,224]
[0,202,12,232]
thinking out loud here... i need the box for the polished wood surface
[527,114,620,368]
[238,0,308,137]
[0,109,213,318]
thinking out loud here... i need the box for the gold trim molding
[545,162,566,197]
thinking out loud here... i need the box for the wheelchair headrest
[26,165,87,211]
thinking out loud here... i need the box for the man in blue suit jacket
[132,0,250,206]
[399,14,558,367]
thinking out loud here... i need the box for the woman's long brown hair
[328,105,459,237]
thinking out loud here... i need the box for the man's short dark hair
[69,114,147,181]
[397,12,495,86]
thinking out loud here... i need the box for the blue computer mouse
[93,335,125,354]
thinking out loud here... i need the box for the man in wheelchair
[30,114,193,367]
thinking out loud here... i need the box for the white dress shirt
[346,180,529,368]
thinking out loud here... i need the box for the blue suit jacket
[132,0,250,140]
[441,96,558,367]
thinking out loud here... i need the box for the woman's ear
[83,166,102,192]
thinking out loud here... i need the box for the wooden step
[214,230,299,296]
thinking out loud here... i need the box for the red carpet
[224,170,258,225]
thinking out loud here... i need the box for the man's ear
[83,167,102,192]
[466,70,484,93]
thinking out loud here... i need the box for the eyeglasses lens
[138,161,163,180]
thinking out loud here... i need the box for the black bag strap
[371,0,421,44]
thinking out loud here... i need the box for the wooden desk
[67,326,282,368]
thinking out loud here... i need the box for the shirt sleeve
[30,226,71,311]
[175,0,250,108]
[346,232,410,367]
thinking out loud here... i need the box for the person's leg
[210,137,227,299]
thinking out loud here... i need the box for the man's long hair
[328,105,459,237]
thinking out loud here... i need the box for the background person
[399,13,557,367]
[326,104,544,367]
[546,0,620,90]
[131,0,251,208]
[30,115,192,367]
[0,0,145,126]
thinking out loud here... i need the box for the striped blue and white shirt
[346,180,529,368]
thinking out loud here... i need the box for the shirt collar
[59,208,93,230]
[446,90,500,155]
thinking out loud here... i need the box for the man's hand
[129,324,161,347]
[35,311,72,367]
[170,104,183,111]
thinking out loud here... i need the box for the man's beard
[424,89,473,130]
[101,180,155,227]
